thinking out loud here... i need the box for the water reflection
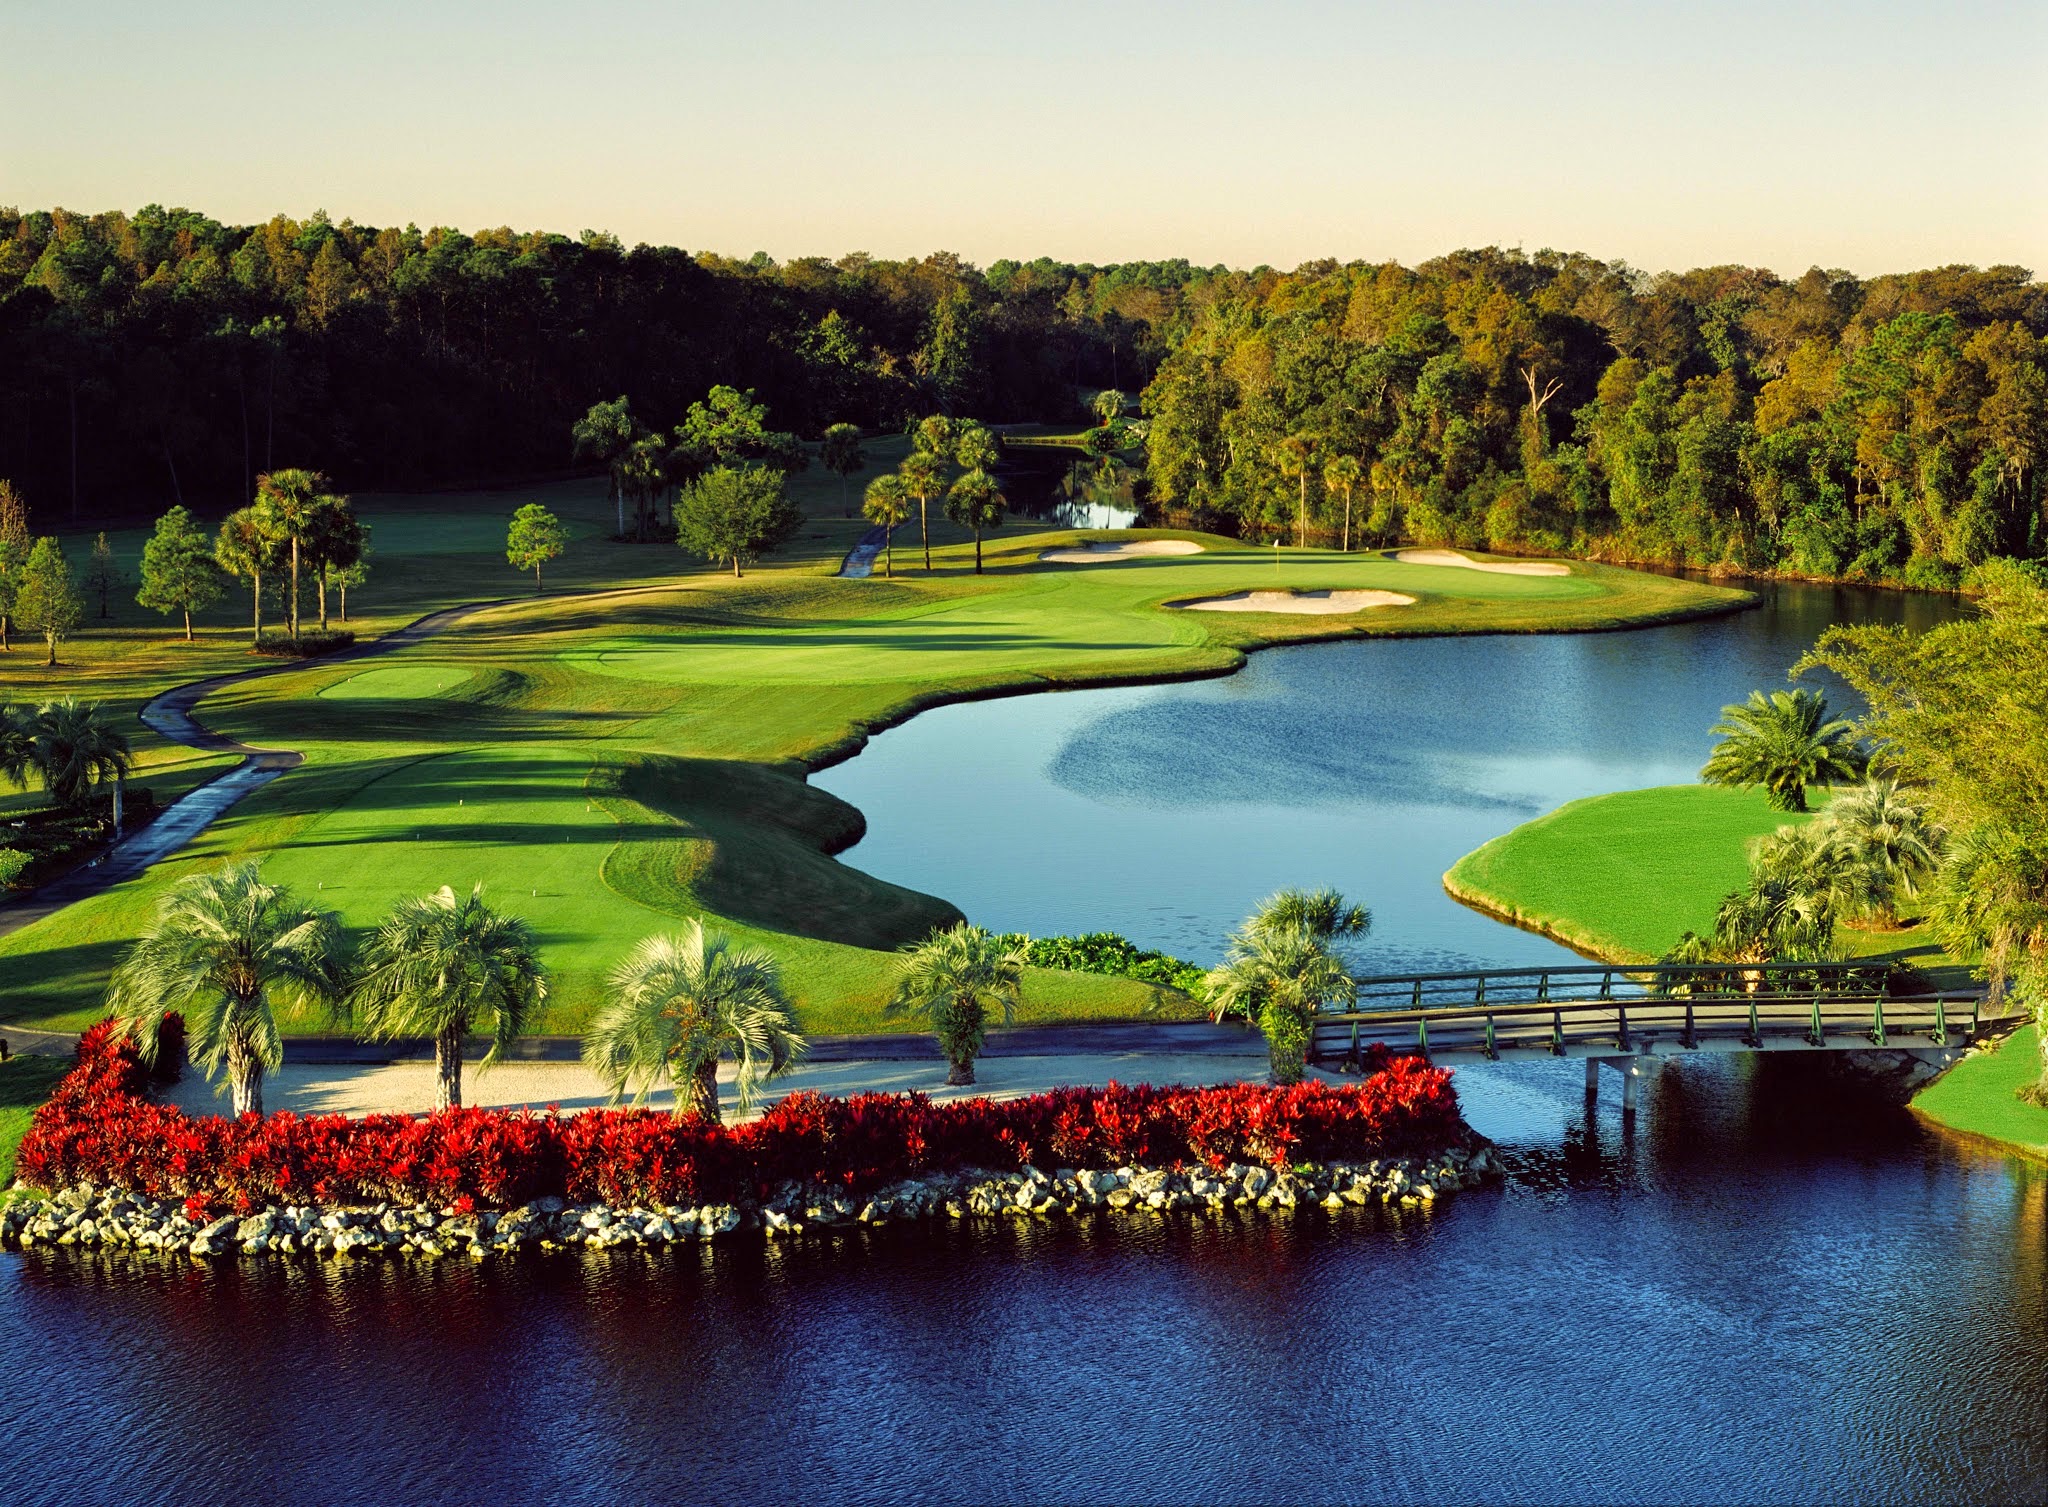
[814,579,1967,968]
[5,1056,2040,1507]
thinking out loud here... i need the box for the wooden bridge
[1311,962,1986,1111]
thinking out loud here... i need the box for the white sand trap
[1173,589,1416,615]
[1394,548,1570,576]
[1040,539,1205,563]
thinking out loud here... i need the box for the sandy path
[1393,549,1570,577]
[1040,540,1204,563]
[155,1048,1318,1122]
[1173,589,1415,615]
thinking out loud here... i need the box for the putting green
[319,665,476,701]
[258,745,676,983]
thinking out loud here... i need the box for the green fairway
[0,464,1750,1038]
[320,665,477,700]
[1912,1025,2048,1160]
[1445,783,1964,981]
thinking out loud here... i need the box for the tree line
[1140,251,2047,586]
[5,205,2039,588]
[0,205,1194,518]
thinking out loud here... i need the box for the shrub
[998,931,1208,995]
[252,628,355,658]
[15,1033,1460,1209]
[0,850,30,889]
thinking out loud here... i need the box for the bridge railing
[1314,972,1979,1065]
[1341,962,1897,1017]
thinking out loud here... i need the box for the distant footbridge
[1312,962,1989,1111]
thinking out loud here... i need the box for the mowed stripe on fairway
[258,745,678,986]
[563,582,1195,684]
[319,665,477,700]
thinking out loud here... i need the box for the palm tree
[108,862,346,1115]
[0,704,36,793]
[1926,824,2048,1028]
[254,468,332,640]
[1711,873,1838,966]
[1748,822,1869,918]
[1246,886,1372,943]
[900,450,948,572]
[911,414,956,458]
[1091,388,1127,425]
[1273,433,1319,546]
[862,474,911,577]
[1324,455,1362,552]
[886,923,1026,1085]
[32,699,132,826]
[215,504,280,643]
[1203,924,1355,1084]
[572,396,641,539]
[621,430,672,541]
[1818,777,1944,927]
[820,423,866,517]
[351,885,548,1111]
[955,423,1001,475]
[582,922,806,1122]
[1700,688,1865,812]
[944,467,1006,574]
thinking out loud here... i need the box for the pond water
[6,578,2039,1507]
[2,1057,2040,1506]
[812,578,1963,969]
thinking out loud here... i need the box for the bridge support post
[1588,1055,1658,1117]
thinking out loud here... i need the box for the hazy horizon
[6,0,2044,279]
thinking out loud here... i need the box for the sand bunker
[1040,540,1205,563]
[1393,548,1570,576]
[1173,589,1416,615]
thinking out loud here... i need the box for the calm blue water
[5,579,2040,1507]
[2,1058,2040,1506]
[813,579,1960,969]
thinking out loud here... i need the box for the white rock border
[1,1146,1502,1262]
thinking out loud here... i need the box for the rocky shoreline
[2,1145,1501,1262]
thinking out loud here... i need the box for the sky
[4,0,2044,277]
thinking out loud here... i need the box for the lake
[812,578,1961,969]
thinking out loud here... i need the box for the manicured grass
[319,664,476,700]
[1912,1025,2048,1160]
[0,1054,69,1191]
[1445,783,1966,983]
[0,463,1747,1038]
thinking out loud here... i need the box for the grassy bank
[1445,783,2048,1159]
[0,455,1747,1038]
[1910,1025,2048,1160]
[1444,783,1965,984]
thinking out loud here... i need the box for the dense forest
[1,205,2043,586]
[1142,253,2047,585]
[0,205,1190,517]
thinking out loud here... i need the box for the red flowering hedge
[17,1026,1460,1213]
